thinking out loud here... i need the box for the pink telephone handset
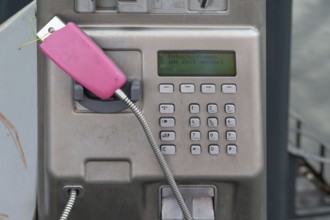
[38,17,126,100]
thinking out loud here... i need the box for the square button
[191,145,201,155]
[225,117,236,127]
[189,104,200,114]
[208,131,219,141]
[225,104,236,114]
[207,117,218,127]
[160,131,176,141]
[227,145,237,155]
[226,131,237,141]
[190,117,201,128]
[190,131,201,141]
[160,104,175,114]
[209,145,220,155]
[207,104,218,113]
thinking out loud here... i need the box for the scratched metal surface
[0,2,37,220]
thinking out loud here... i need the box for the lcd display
[158,51,236,76]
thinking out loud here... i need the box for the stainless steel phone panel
[45,28,263,180]
[37,0,266,219]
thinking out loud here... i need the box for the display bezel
[157,50,237,77]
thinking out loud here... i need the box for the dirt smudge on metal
[0,213,8,220]
[0,112,27,168]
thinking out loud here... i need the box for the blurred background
[288,0,330,219]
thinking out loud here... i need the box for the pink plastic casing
[39,22,127,99]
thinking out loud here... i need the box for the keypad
[158,83,238,156]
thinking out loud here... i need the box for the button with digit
[225,104,236,114]
[225,117,236,127]
[189,104,200,114]
[208,131,219,141]
[190,117,201,128]
[207,104,218,113]
[190,131,201,141]
[226,131,237,141]
[207,117,218,127]
[209,145,220,155]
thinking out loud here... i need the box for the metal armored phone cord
[115,89,193,220]
[59,189,77,220]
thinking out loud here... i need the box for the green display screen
[158,51,236,76]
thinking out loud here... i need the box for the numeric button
[207,117,218,127]
[225,104,236,114]
[209,145,220,155]
[226,131,237,141]
[225,117,236,127]
[207,104,218,113]
[190,131,201,141]
[190,117,200,128]
[208,131,219,141]
[189,104,200,114]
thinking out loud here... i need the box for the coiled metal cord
[115,89,193,220]
[59,189,77,220]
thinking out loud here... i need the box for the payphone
[37,0,266,219]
